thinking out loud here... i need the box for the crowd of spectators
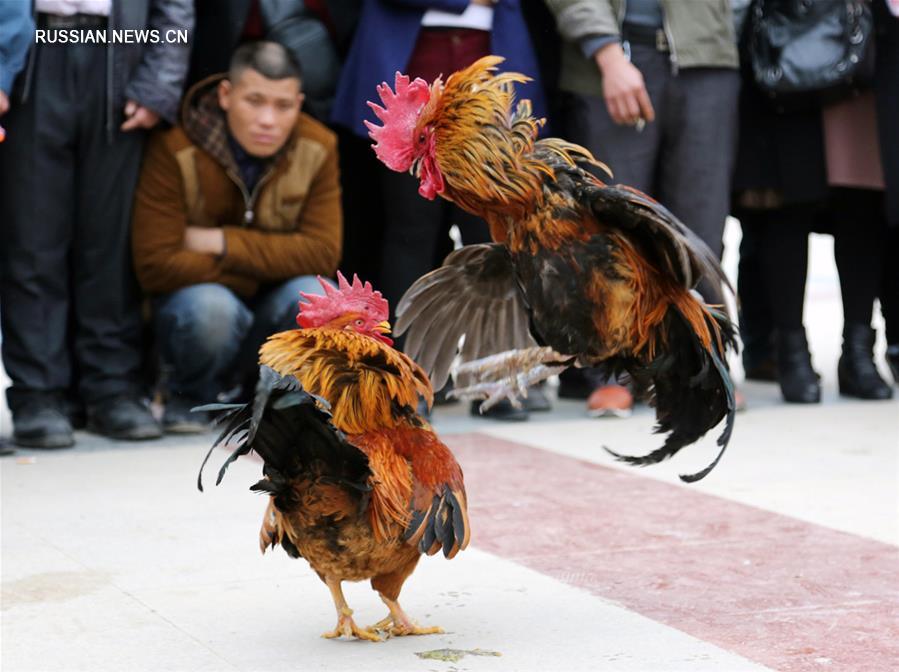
[0,0,896,449]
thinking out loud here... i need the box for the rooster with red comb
[368,56,737,483]
[198,271,469,641]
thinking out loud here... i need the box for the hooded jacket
[131,75,343,297]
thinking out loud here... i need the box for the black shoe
[838,325,893,400]
[523,385,552,412]
[87,395,162,441]
[775,329,821,404]
[469,399,529,422]
[163,395,211,434]
[12,395,75,449]
[886,345,899,386]
[65,396,87,430]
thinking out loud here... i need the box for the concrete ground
[2,225,898,671]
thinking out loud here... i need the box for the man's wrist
[595,42,628,73]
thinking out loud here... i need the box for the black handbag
[748,0,874,106]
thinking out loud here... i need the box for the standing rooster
[198,273,469,641]
[367,56,736,483]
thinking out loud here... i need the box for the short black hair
[228,41,303,84]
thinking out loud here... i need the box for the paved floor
[2,228,898,671]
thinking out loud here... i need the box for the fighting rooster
[198,273,469,641]
[367,56,736,482]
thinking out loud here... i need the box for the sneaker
[469,399,529,422]
[586,384,634,418]
[87,395,162,441]
[12,396,75,449]
[163,396,212,434]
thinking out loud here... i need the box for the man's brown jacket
[132,75,342,297]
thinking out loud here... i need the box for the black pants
[0,40,145,410]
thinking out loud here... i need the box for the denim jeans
[155,276,324,402]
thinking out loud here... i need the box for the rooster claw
[366,615,443,638]
[322,612,382,642]
[449,380,525,411]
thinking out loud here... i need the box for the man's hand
[184,227,226,256]
[121,100,160,131]
[594,43,655,126]
[0,90,9,117]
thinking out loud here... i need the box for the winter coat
[131,75,343,297]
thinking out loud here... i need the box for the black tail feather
[197,366,371,501]
[604,306,737,482]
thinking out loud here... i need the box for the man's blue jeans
[155,276,323,402]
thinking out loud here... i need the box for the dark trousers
[0,40,145,410]
[565,44,740,299]
[378,167,491,319]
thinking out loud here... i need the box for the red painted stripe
[446,433,899,672]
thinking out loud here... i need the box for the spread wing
[394,243,536,390]
[582,181,731,294]
[534,138,729,294]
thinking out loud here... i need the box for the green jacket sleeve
[545,0,620,43]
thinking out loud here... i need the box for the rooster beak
[374,321,392,335]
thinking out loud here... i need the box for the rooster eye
[418,132,426,144]
[355,319,364,326]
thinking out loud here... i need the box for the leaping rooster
[367,56,736,482]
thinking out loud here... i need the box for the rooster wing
[395,243,536,391]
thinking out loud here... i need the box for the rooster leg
[452,363,570,412]
[321,578,381,642]
[368,593,443,637]
[453,346,570,381]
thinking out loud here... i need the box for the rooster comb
[364,72,431,172]
[296,272,389,328]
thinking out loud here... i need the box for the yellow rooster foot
[322,607,382,642]
[368,596,444,637]
[366,614,443,637]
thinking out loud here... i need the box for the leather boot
[775,328,821,403]
[838,324,893,400]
